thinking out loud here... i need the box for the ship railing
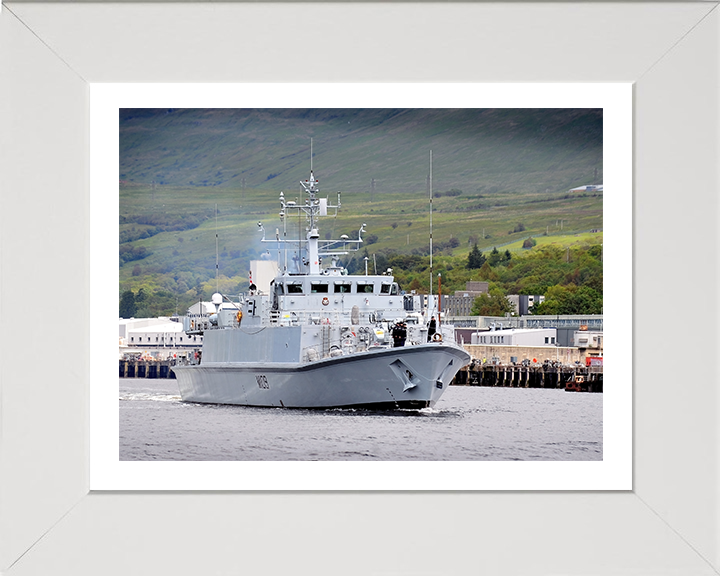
[301,340,372,363]
[260,309,408,328]
[300,328,450,364]
[263,310,356,327]
[181,312,213,335]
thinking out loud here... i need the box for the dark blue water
[119,378,602,461]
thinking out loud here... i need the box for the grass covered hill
[120,108,603,317]
[120,108,602,195]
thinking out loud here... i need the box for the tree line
[120,241,602,318]
[466,243,602,315]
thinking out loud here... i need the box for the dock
[119,359,177,379]
[452,362,603,392]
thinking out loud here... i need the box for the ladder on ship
[322,324,331,358]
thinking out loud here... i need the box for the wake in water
[120,393,181,402]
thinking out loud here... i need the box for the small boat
[172,163,470,409]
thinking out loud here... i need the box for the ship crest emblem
[322,297,330,306]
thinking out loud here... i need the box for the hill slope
[120,108,602,194]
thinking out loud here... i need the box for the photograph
[118,107,604,462]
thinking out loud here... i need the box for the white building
[573,330,603,349]
[119,317,202,351]
[471,328,558,347]
[569,184,603,193]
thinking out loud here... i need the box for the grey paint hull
[172,343,470,409]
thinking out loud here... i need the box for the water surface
[120,378,602,461]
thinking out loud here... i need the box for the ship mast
[301,168,322,274]
[260,141,366,275]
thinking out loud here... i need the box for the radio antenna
[429,150,433,303]
[215,204,219,293]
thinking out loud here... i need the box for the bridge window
[381,283,391,294]
[286,283,304,294]
[334,282,352,293]
[311,282,329,293]
[356,283,374,294]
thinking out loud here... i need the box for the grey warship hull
[173,343,470,409]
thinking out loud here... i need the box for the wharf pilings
[119,359,177,379]
[452,362,603,393]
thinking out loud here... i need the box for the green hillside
[120,108,602,194]
[119,108,603,317]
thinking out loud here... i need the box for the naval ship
[172,166,471,409]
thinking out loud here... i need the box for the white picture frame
[1,2,718,574]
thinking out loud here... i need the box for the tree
[477,260,498,281]
[119,290,137,318]
[471,287,513,316]
[532,284,603,315]
[488,247,502,266]
[467,244,486,269]
[503,249,512,263]
[408,277,422,291]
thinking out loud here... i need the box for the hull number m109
[256,374,270,389]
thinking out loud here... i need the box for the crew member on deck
[427,316,437,342]
[392,322,407,348]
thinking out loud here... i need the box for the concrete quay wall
[463,344,596,365]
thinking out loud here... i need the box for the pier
[119,359,177,379]
[452,362,603,392]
